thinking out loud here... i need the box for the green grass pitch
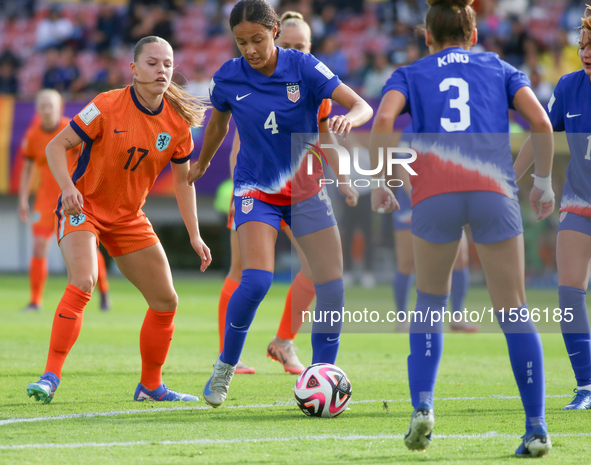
[1,274,591,464]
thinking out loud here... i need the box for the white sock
[577,384,591,392]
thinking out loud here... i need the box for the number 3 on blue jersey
[264,111,278,134]
[440,77,471,132]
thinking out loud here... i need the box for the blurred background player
[188,0,372,408]
[18,89,111,312]
[392,126,473,332]
[371,0,554,456]
[217,10,358,375]
[26,36,211,404]
[515,5,591,411]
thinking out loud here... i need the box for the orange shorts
[55,210,159,257]
[32,207,56,238]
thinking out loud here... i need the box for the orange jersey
[318,99,332,122]
[21,116,78,203]
[69,86,194,224]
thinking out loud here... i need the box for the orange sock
[140,308,176,390]
[29,257,48,306]
[218,277,240,353]
[44,284,91,378]
[96,250,109,294]
[277,271,316,340]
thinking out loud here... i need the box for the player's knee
[399,260,414,275]
[69,274,97,294]
[240,269,273,302]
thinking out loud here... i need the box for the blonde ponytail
[165,80,209,128]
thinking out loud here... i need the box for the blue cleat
[515,426,552,457]
[562,388,591,410]
[404,401,435,451]
[27,372,60,404]
[100,292,111,311]
[134,382,198,402]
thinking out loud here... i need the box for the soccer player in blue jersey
[187,0,372,408]
[515,6,591,411]
[370,0,554,457]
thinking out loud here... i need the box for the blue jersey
[209,47,341,205]
[547,69,591,217]
[382,47,530,206]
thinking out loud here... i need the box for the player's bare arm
[171,161,212,271]
[46,125,84,216]
[187,108,232,185]
[329,84,373,136]
[18,158,35,222]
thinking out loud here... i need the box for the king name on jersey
[437,52,470,67]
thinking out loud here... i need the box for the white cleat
[404,402,435,451]
[203,357,236,407]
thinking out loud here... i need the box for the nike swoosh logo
[114,129,128,133]
[203,379,215,396]
[58,313,76,320]
[230,322,248,329]
[326,336,339,342]
[568,351,581,356]
[235,93,251,101]
[566,112,581,118]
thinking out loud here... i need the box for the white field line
[0,394,572,427]
[2,432,591,451]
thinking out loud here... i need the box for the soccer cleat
[26,372,60,404]
[203,357,236,407]
[515,426,552,457]
[404,402,435,451]
[100,292,111,311]
[22,303,41,312]
[562,388,591,410]
[235,358,255,374]
[267,336,305,374]
[450,321,480,333]
[134,382,198,401]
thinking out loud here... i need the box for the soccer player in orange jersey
[26,36,212,404]
[217,11,358,375]
[18,90,112,312]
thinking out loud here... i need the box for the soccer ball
[294,363,352,418]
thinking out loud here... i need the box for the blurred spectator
[476,0,510,43]
[395,0,428,27]
[0,61,19,95]
[560,0,589,45]
[68,11,92,51]
[315,35,348,79]
[496,0,528,18]
[36,5,74,51]
[126,4,154,45]
[151,4,175,46]
[539,31,580,86]
[311,3,339,40]
[502,16,527,67]
[90,52,125,94]
[529,68,553,105]
[41,47,84,95]
[184,66,210,98]
[93,3,124,53]
[361,52,395,99]
[0,0,35,19]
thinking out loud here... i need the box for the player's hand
[328,115,352,138]
[191,235,212,272]
[18,198,29,223]
[61,185,84,216]
[371,187,399,213]
[340,183,359,207]
[187,161,210,186]
[530,186,555,221]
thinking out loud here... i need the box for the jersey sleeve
[300,53,342,101]
[501,60,531,110]
[171,128,194,164]
[70,93,108,143]
[209,72,231,113]
[318,99,332,122]
[546,77,565,132]
[381,68,411,114]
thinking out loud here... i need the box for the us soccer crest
[242,197,254,214]
[156,132,171,151]
[287,84,300,103]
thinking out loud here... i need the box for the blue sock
[311,278,344,365]
[393,272,412,315]
[220,269,273,366]
[451,268,469,314]
[559,286,591,386]
[496,305,545,433]
[408,290,447,409]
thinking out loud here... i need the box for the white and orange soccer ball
[294,363,352,418]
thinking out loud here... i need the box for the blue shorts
[234,187,337,238]
[412,191,523,244]
[393,188,412,231]
[557,211,591,236]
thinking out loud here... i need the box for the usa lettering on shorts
[242,198,253,214]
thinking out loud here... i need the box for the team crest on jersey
[70,213,86,227]
[156,132,171,151]
[242,197,254,214]
[287,84,300,103]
